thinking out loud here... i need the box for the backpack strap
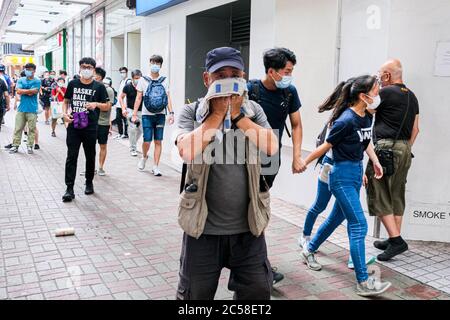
[282,88,293,138]
[180,100,201,194]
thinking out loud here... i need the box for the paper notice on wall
[434,41,450,77]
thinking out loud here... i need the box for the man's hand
[363,174,368,187]
[131,114,137,123]
[230,95,244,119]
[63,113,73,124]
[210,96,231,119]
[168,114,175,125]
[292,156,307,174]
[373,161,383,179]
[122,109,128,118]
[86,102,97,111]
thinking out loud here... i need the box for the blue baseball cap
[205,47,245,73]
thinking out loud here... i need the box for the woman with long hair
[300,75,391,297]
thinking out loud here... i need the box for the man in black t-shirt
[0,79,10,131]
[61,57,109,202]
[366,59,420,261]
[40,71,55,125]
[120,69,143,157]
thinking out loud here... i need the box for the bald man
[365,59,420,261]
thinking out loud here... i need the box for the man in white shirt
[115,66,131,139]
[132,55,174,176]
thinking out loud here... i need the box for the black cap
[0,64,5,72]
[205,47,245,73]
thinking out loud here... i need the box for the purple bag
[73,112,89,129]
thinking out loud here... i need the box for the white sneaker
[130,149,138,157]
[301,247,322,271]
[98,168,106,176]
[356,276,391,297]
[298,235,311,249]
[138,157,148,171]
[9,146,19,154]
[27,146,34,154]
[152,167,162,177]
[114,134,121,140]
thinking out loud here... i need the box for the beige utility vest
[178,139,271,239]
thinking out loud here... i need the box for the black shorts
[97,125,110,145]
[41,97,51,108]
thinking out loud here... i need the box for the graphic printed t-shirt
[64,79,109,130]
[374,84,419,142]
[123,83,142,112]
[136,75,169,116]
[17,76,41,113]
[248,80,301,141]
[326,108,373,162]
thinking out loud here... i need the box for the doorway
[185,0,251,103]
[127,29,141,74]
[111,35,125,91]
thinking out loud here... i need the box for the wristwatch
[169,111,174,115]
[232,113,245,126]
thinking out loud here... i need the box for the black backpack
[248,79,293,138]
[315,123,329,168]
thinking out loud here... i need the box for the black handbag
[375,91,410,177]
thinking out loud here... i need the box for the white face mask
[80,69,94,80]
[120,72,127,79]
[365,94,381,110]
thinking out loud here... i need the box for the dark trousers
[177,232,273,300]
[65,126,97,187]
[0,107,4,130]
[115,108,128,136]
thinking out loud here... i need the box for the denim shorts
[142,114,165,142]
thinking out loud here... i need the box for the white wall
[127,32,141,73]
[386,0,450,242]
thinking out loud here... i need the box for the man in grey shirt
[175,47,278,300]
[94,68,113,176]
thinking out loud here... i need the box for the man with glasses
[61,57,110,202]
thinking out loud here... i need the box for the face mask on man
[272,71,293,89]
[25,70,33,78]
[365,94,381,110]
[80,69,94,80]
[58,82,65,87]
[150,64,161,74]
[132,79,139,86]
[120,72,127,80]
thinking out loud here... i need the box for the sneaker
[301,247,322,271]
[130,149,138,157]
[271,267,284,285]
[27,146,34,154]
[98,168,106,176]
[51,132,56,137]
[377,242,408,262]
[34,144,40,150]
[374,239,390,251]
[9,146,18,154]
[356,276,391,297]
[62,186,75,202]
[298,235,310,249]
[85,181,94,195]
[5,143,13,149]
[152,167,162,177]
[138,157,148,171]
[121,134,129,139]
[114,134,122,140]
[348,256,377,269]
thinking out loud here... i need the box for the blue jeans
[308,161,369,283]
[302,156,333,237]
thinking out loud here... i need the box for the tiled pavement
[0,110,449,300]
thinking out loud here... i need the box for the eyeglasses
[80,65,94,70]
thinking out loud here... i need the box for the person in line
[59,70,68,86]
[175,47,278,300]
[132,55,174,176]
[61,57,109,202]
[40,70,54,125]
[0,72,11,132]
[94,67,114,176]
[50,77,67,137]
[365,59,420,261]
[300,75,392,297]
[247,47,305,285]
[114,66,130,139]
[120,69,143,157]
[9,63,40,154]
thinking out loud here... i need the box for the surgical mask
[365,94,381,110]
[44,74,49,79]
[80,69,94,80]
[50,75,55,79]
[58,82,64,87]
[150,64,161,74]
[272,72,293,89]
[25,70,33,78]
[120,72,127,79]
[132,79,139,86]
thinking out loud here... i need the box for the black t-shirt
[0,80,7,108]
[248,80,301,141]
[326,108,373,162]
[374,84,419,142]
[64,79,109,130]
[122,83,142,111]
[41,78,54,97]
